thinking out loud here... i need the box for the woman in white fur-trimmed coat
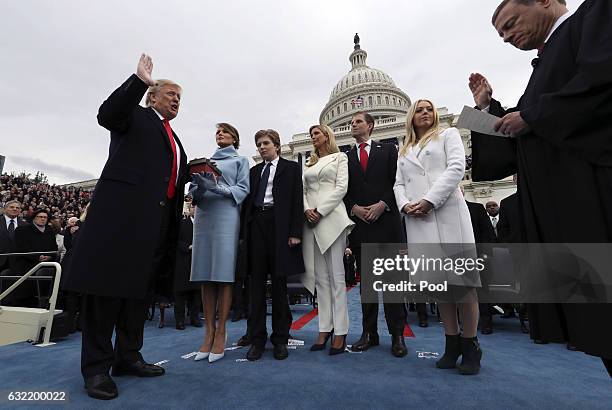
[394,99,482,375]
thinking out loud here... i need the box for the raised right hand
[136,54,155,86]
[468,73,492,110]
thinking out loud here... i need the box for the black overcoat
[465,200,497,243]
[496,193,520,244]
[470,0,612,359]
[0,217,28,269]
[239,157,305,278]
[64,74,188,299]
[173,217,198,293]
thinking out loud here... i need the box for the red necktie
[162,119,178,199]
[359,142,368,172]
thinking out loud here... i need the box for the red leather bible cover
[188,157,222,176]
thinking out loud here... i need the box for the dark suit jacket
[497,193,520,243]
[344,141,404,248]
[0,216,28,270]
[64,74,188,299]
[465,201,497,243]
[239,157,305,277]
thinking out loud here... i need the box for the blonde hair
[145,79,182,106]
[306,125,340,167]
[399,99,440,157]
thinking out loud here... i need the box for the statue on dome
[354,33,360,50]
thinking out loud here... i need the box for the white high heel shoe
[208,333,228,363]
[194,351,209,361]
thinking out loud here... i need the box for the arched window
[393,97,396,105]
[377,96,381,104]
[368,96,373,106]
[385,96,389,105]
[344,102,348,112]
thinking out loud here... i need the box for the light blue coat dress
[189,146,250,282]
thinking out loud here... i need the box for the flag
[351,95,364,107]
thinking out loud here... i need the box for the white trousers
[314,233,349,335]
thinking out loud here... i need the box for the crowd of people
[2,0,611,402]
[0,172,90,224]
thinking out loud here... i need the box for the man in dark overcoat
[64,54,188,399]
[241,129,304,361]
[173,204,201,329]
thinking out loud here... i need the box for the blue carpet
[0,288,610,409]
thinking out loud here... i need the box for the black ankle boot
[458,336,482,375]
[436,334,461,369]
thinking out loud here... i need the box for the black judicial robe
[471,0,612,359]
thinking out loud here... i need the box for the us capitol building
[264,34,515,204]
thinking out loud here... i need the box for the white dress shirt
[4,215,18,230]
[355,138,372,161]
[260,156,279,206]
[151,107,182,186]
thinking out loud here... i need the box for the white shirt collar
[151,107,165,121]
[544,10,573,44]
[358,139,371,148]
[266,156,280,167]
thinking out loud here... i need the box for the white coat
[394,127,475,244]
[302,152,355,293]
[394,127,479,287]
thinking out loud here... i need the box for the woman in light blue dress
[189,123,249,363]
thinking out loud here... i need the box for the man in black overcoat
[0,200,28,272]
[496,187,530,334]
[0,200,28,302]
[344,111,407,357]
[13,209,57,307]
[464,197,498,334]
[173,204,201,330]
[241,129,304,361]
[469,0,612,375]
[64,54,188,398]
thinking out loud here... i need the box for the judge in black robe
[470,0,612,374]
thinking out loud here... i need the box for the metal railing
[0,255,62,346]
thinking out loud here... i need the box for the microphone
[531,58,539,68]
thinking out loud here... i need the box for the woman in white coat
[394,99,482,375]
[303,125,355,355]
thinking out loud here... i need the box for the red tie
[162,119,178,199]
[359,142,368,172]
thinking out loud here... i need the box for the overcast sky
[1,0,585,185]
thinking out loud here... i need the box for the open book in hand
[188,157,223,177]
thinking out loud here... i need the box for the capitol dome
[320,34,411,128]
